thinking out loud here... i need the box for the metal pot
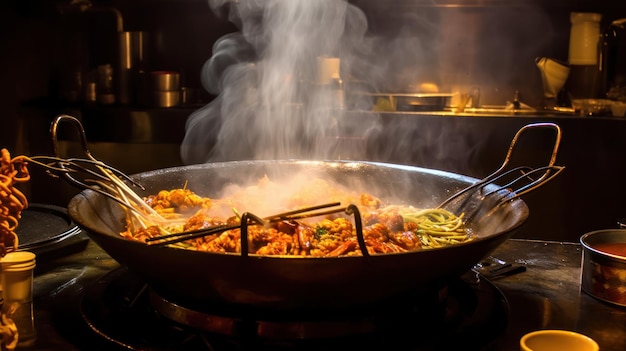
[67,160,528,311]
[580,229,626,306]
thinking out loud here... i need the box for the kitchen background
[1,0,626,242]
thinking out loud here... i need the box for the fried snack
[0,304,18,351]
[0,149,30,257]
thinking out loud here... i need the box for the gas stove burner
[80,267,509,350]
[150,289,382,339]
[147,274,454,340]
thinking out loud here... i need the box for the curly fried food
[0,149,30,257]
[0,303,18,351]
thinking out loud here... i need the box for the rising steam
[180,0,381,164]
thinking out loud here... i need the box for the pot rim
[580,229,626,260]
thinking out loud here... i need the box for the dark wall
[351,0,626,107]
[3,0,626,243]
[0,0,237,154]
[4,0,625,128]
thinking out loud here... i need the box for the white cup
[520,330,599,351]
[0,251,37,346]
[569,12,602,65]
[0,251,36,303]
[611,101,626,117]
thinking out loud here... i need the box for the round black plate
[15,203,83,255]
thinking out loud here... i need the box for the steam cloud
[180,0,382,164]
[180,1,559,176]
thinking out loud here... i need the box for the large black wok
[68,160,528,311]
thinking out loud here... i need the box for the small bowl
[611,101,626,117]
[580,229,626,306]
[520,330,599,351]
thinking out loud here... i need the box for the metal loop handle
[51,114,95,162]
[438,122,564,220]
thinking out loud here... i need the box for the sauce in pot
[593,242,626,257]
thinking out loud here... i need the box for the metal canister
[580,229,626,307]
[148,71,180,108]
[96,64,115,105]
[118,31,149,105]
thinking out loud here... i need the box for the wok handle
[347,204,369,257]
[437,122,564,220]
[239,212,266,257]
[50,114,96,162]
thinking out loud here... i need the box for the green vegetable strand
[398,207,472,249]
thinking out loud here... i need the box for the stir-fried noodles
[121,177,473,256]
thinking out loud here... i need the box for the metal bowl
[580,229,626,307]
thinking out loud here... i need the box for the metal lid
[15,203,81,252]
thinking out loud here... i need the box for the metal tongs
[28,115,171,228]
[144,202,341,246]
[145,203,365,253]
[437,122,564,221]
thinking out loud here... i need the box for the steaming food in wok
[120,176,473,256]
[68,160,530,309]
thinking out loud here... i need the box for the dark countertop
[14,238,626,350]
[488,239,626,351]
